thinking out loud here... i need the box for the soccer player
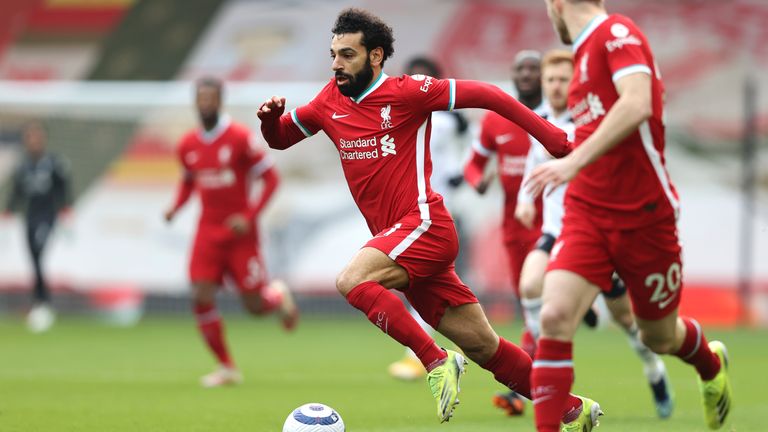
[514,49,673,418]
[462,50,546,417]
[165,77,298,388]
[527,1,733,431]
[258,8,597,427]
[3,121,72,333]
[387,56,469,382]
[463,49,546,361]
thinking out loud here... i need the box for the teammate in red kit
[464,50,546,359]
[463,50,545,417]
[465,51,545,301]
[165,77,298,388]
[527,1,733,431]
[258,8,595,425]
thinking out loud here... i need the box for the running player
[387,56,469,382]
[3,121,72,333]
[514,48,673,419]
[165,77,298,388]
[527,1,732,430]
[258,8,596,428]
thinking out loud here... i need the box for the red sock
[532,338,576,432]
[481,337,533,397]
[346,281,446,370]
[675,317,721,380]
[521,328,537,359]
[194,303,233,367]
[258,286,282,314]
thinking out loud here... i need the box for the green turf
[0,315,763,431]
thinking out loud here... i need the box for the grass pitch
[0,315,763,431]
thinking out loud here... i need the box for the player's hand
[225,214,251,236]
[257,96,287,121]
[526,156,580,198]
[58,207,73,224]
[163,208,176,223]
[476,177,492,195]
[515,202,536,229]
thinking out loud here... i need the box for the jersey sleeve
[476,114,497,156]
[402,75,457,113]
[603,19,653,84]
[289,97,324,138]
[246,134,275,178]
[261,85,327,150]
[464,115,495,190]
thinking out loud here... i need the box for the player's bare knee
[539,305,575,339]
[335,268,364,296]
[519,280,540,300]
[457,329,497,364]
[640,331,676,354]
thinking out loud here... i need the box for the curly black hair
[331,8,395,66]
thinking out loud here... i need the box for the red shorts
[189,227,268,293]
[365,213,478,329]
[548,208,683,320]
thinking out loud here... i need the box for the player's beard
[335,59,374,98]
[553,14,572,45]
[199,112,219,131]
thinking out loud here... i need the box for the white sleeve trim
[612,64,652,83]
[471,138,494,157]
[250,157,274,177]
[447,79,456,111]
[290,109,312,137]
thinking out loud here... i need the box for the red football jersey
[568,14,679,228]
[288,73,456,234]
[177,117,272,226]
[473,112,542,240]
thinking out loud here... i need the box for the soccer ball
[282,403,345,432]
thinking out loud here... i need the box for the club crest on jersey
[185,151,199,165]
[380,134,396,156]
[380,104,393,129]
[218,146,232,164]
[580,53,589,83]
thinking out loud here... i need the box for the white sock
[521,297,543,340]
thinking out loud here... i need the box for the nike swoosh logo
[332,112,350,119]
[658,292,678,309]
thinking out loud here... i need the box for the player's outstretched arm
[258,96,308,150]
[463,148,491,194]
[245,166,279,221]
[453,80,571,158]
[566,72,652,168]
[525,73,652,197]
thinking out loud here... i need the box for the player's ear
[369,47,384,68]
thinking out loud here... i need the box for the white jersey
[518,109,574,238]
[429,111,465,209]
